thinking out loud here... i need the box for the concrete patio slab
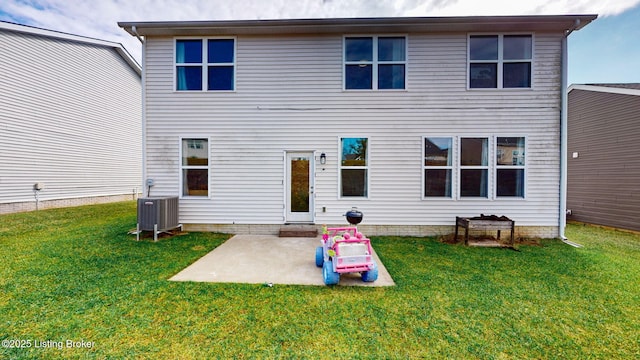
[170,235,395,286]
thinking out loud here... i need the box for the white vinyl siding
[0,28,141,207]
[142,32,562,229]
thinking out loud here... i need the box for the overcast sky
[2,0,639,84]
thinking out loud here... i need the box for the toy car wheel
[322,260,340,285]
[362,261,379,282]
[315,246,324,267]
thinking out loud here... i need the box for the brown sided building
[567,84,640,232]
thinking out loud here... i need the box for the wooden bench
[455,216,515,246]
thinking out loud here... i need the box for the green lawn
[1,202,638,359]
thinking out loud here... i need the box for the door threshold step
[279,225,318,237]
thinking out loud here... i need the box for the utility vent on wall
[136,196,182,241]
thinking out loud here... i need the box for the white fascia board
[568,84,640,97]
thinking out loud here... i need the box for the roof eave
[118,15,597,37]
[1,20,141,76]
[568,84,640,97]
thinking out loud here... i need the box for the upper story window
[175,38,235,91]
[468,34,532,89]
[344,36,406,90]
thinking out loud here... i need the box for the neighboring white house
[119,15,596,237]
[0,21,142,214]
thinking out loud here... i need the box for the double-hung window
[423,136,526,199]
[344,36,406,90]
[181,138,209,197]
[176,38,235,91]
[460,138,489,198]
[424,137,453,197]
[469,34,532,89]
[496,137,525,197]
[340,137,368,197]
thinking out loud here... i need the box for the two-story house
[0,21,142,214]
[119,15,596,237]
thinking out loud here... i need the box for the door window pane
[290,157,310,212]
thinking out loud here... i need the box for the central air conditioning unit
[136,196,182,241]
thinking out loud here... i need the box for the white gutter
[559,20,583,248]
[132,26,148,198]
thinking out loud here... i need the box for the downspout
[559,20,583,247]
[132,26,147,199]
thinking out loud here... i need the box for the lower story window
[424,137,453,197]
[181,138,209,197]
[496,137,525,197]
[423,136,525,199]
[460,137,488,198]
[340,137,368,197]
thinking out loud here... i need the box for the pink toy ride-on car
[316,225,379,285]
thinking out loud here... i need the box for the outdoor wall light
[320,153,326,165]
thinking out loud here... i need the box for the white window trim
[343,35,408,91]
[179,136,211,199]
[494,135,527,199]
[338,136,370,199]
[174,37,237,92]
[458,136,491,200]
[467,33,534,90]
[422,136,456,200]
[421,135,528,201]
